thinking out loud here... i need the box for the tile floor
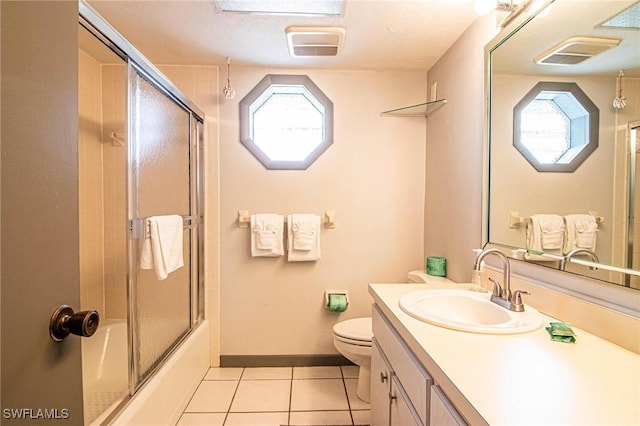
[175,366,370,426]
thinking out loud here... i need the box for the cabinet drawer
[373,305,432,425]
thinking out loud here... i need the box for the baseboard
[220,354,352,367]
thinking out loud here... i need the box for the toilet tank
[407,270,455,285]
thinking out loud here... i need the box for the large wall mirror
[487,0,640,289]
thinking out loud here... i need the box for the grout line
[287,374,293,426]
[222,369,243,425]
[341,366,355,426]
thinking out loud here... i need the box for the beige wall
[219,67,427,356]
[424,16,498,283]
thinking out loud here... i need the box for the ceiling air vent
[534,36,621,66]
[285,26,345,57]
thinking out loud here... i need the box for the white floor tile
[230,380,291,412]
[241,367,292,380]
[351,410,370,426]
[345,378,370,410]
[176,412,226,426]
[293,366,342,379]
[290,379,349,411]
[204,367,244,381]
[185,381,238,413]
[341,365,359,379]
[224,411,289,426]
[289,410,352,425]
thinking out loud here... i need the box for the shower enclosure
[78,4,204,424]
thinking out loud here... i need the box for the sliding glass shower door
[128,66,198,389]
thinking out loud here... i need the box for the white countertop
[369,283,640,426]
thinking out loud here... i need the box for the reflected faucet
[560,248,600,271]
[473,248,529,312]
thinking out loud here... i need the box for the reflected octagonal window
[513,82,599,172]
[240,75,333,170]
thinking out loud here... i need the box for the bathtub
[82,319,129,425]
[82,319,209,426]
[109,319,210,426]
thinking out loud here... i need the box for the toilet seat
[333,317,372,346]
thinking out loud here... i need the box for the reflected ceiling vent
[535,36,621,66]
[285,26,345,57]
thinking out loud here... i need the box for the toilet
[332,270,442,403]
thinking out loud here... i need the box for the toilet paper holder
[324,291,349,310]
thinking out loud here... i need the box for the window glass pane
[520,99,570,164]
[253,92,324,161]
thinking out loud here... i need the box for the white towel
[525,214,565,261]
[140,215,184,280]
[251,214,284,257]
[287,214,321,262]
[564,214,598,254]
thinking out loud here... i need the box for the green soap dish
[545,321,577,343]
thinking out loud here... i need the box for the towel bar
[238,210,335,229]
[129,215,198,239]
[509,210,604,229]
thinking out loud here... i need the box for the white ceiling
[86,0,480,71]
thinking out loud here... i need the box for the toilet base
[355,365,371,403]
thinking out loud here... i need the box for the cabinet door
[390,376,423,426]
[371,340,391,426]
[430,385,467,426]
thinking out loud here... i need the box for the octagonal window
[513,82,599,172]
[239,74,333,170]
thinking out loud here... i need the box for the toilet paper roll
[426,256,447,276]
[327,293,348,312]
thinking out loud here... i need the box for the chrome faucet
[473,248,529,312]
[559,248,600,270]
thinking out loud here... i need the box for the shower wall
[78,50,105,314]
[78,51,127,319]
[101,64,127,318]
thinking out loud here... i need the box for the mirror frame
[482,0,640,316]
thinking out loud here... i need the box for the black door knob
[49,305,100,342]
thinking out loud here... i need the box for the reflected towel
[564,214,598,253]
[288,214,321,262]
[251,214,284,257]
[525,214,565,261]
[140,215,184,280]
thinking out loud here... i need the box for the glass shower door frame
[126,60,203,392]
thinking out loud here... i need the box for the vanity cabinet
[372,305,467,426]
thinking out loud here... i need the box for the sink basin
[399,289,544,334]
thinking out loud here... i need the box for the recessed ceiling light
[214,0,344,16]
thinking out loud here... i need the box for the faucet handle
[488,277,502,297]
[511,290,530,305]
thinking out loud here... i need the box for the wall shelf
[380,99,447,117]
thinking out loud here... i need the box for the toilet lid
[333,317,372,342]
